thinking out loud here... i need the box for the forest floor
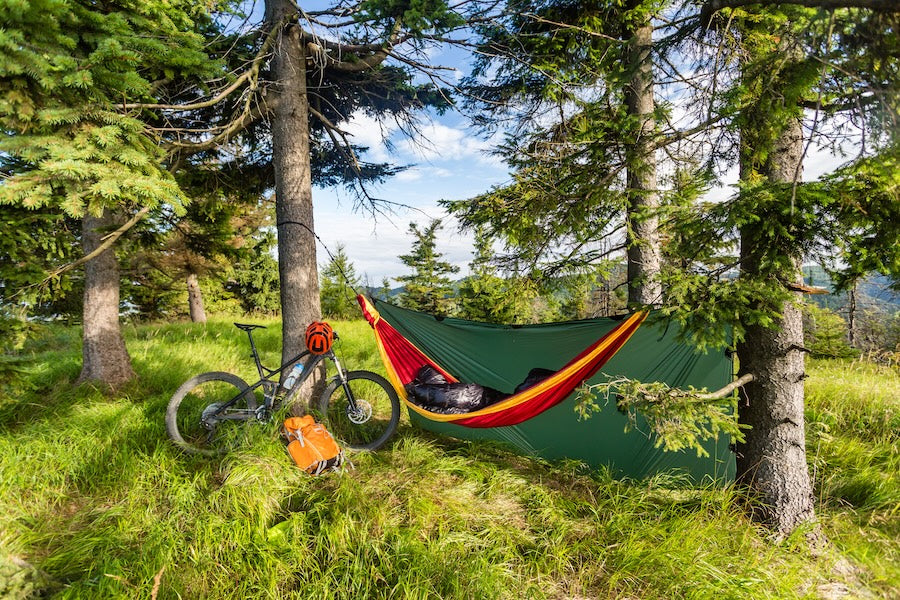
[0,318,897,599]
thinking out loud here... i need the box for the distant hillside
[802,266,899,313]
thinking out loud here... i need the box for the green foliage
[396,219,459,316]
[0,0,218,216]
[802,303,857,359]
[224,229,280,315]
[576,376,747,458]
[0,205,79,316]
[449,0,659,276]
[358,0,465,35]
[557,271,596,320]
[125,194,278,319]
[659,144,899,350]
[320,244,362,320]
[457,225,525,323]
[0,555,55,600]
[375,277,393,301]
[812,149,900,289]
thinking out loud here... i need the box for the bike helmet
[305,321,334,355]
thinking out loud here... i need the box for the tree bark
[186,272,207,323]
[624,15,662,307]
[736,115,816,537]
[265,0,324,405]
[78,210,136,388]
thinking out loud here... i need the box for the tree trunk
[186,272,207,323]
[265,0,324,405]
[78,210,136,388]
[624,15,662,307]
[736,115,816,537]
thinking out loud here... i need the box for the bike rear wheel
[317,370,400,451]
[166,371,258,456]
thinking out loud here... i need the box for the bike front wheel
[317,370,400,451]
[166,371,259,456]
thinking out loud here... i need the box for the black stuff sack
[407,382,486,411]
[513,368,556,394]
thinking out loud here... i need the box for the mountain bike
[165,322,400,456]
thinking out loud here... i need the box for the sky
[310,110,850,287]
[311,110,510,286]
[297,5,855,288]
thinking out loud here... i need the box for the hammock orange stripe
[357,295,646,428]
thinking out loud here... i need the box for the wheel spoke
[319,371,399,451]
[166,372,258,456]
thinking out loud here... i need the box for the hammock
[358,295,736,481]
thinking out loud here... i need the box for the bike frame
[207,328,353,423]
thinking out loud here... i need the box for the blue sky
[293,3,852,287]
[310,108,848,287]
[311,110,511,286]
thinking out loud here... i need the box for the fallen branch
[150,566,165,600]
[575,372,755,456]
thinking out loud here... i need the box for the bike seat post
[245,329,265,378]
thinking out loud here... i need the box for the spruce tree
[1,0,478,386]
[458,0,897,536]
[0,0,219,386]
[458,225,526,323]
[320,244,361,320]
[450,0,668,305]
[397,220,459,316]
[657,2,899,535]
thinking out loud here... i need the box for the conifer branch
[317,20,404,72]
[165,96,273,155]
[575,373,754,456]
[120,24,280,112]
[34,205,152,286]
[309,105,363,174]
[696,373,755,399]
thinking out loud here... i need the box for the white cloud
[341,111,507,169]
[394,166,453,182]
[314,198,477,283]
[395,169,424,182]
[342,113,397,162]
[397,121,496,163]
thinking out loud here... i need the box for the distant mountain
[802,266,898,312]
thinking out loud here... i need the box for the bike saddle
[233,323,266,331]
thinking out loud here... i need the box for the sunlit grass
[806,358,900,593]
[0,321,897,598]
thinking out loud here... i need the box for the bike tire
[166,371,258,456]
[317,370,400,451]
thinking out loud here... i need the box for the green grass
[0,320,897,598]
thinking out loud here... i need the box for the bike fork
[331,354,358,412]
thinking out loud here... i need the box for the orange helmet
[305,321,334,355]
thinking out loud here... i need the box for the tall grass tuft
[0,320,897,598]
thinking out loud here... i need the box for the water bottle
[283,363,304,390]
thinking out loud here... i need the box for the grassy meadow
[0,318,897,599]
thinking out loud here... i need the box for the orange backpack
[281,415,345,475]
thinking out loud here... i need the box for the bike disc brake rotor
[347,399,372,424]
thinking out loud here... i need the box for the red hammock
[358,295,646,428]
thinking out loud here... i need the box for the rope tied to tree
[277,219,360,307]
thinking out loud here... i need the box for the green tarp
[374,299,737,482]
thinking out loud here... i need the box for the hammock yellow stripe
[394,310,648,423]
